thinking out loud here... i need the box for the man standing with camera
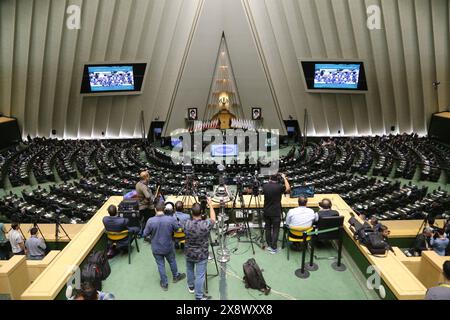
[136,171,154,236]
[182,198,216,300]
[262,173,291,254]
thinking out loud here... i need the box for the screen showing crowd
[88,66,135,92]
[314,64,360,89]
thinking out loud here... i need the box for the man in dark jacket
[103,205,139,251]
[317,198,340,219]
[143,201,186,291]
[262,173,291,253]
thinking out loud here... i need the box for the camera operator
[25,227,46,260]
[143,201,186,291]
[102,205,140,255]
[410,227,433,256]
[9,223,25,256]
[136,171,155,233]
[262,173,291,253]
[174,201,191,223]
[430,229,449,256]
[182,198,216,300]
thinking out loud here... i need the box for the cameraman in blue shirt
[143,201,186,291]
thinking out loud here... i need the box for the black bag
[366,233,387,255]
[81,263,102,291]
[242,258,270,295]
[87,251,111,281]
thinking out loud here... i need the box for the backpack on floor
[81,263,103,291]
[242,258,271,295]
[87,250,111,281]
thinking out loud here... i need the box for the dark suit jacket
[318,209,340,219]
[103,216,130,248]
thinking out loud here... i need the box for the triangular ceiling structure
[163,0,285,135]
[204,32,244,120]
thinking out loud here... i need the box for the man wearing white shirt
[285,197,318,228]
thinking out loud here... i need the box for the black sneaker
[188,286,195,294]
[160,282,168,291]
[196,295,212,300]
[173,273,186,283]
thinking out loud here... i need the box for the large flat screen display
[301,61,367,92]
[81,63,147,94]
[211,144,238,157]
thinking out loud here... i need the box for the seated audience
[73,282,115,300]
[143,201,186,291]
[285,197,318,228]
[103,205,140,253]
[425,261,450,300]
[317,198,339,219]
[9,223,25,256]
[174,201,191,223]
[25,227,46,260]
[0,222,9,260]
[430,229,449,256]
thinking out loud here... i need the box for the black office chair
[307,215,346,272]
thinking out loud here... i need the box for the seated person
[102,205,140,253]
[425,261,450,300]
[369,217,383,232]
[25,227,46,260]
[317,198,339,219]
[410,227,433,256]
[174,201,191,223]
[9,223,25,256]
[285,197,318,228]
[72,282,115,300]
[430,229,449,256]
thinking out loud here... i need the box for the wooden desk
[380,219,445,238]
[330,195,427,299]
[20,197,122,300]
[0,117,15,124]
[434,111,450,119]
[26,251,61,282]
[0,255,29,300]
[417,251,450,288]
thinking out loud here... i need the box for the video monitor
[286,126,295,133]
[171,138,182,147]
[301,61,367,92]
[290,185,315,198]
[80,63,147,94]
[211,144,238,157]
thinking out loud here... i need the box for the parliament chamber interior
[0,0,450,305]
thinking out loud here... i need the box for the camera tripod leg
[209,234,219,276]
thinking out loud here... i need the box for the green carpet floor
[102,236,379,300]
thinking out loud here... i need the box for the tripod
[177,175,198,206]
[248,192,265,249]
[231,188,255,255]
[407,216,432,255]
[204,233,219,294]
[55,210,71,243]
